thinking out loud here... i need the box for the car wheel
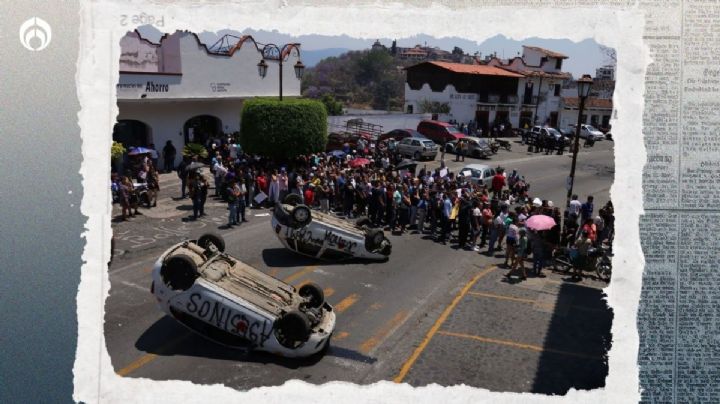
[365,229,385,251]
[275,310,311,348]
[413,151,421,160]
[291,205,312,227]
[161,254,198,291]
[298,283,325,308]
[356,216,372,227]
[379,239,392,256]
[445,144,453,153]
[197,233,225,253]
[284,193,303,206]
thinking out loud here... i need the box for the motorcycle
[552,245,612,282]
[495,139,512,151]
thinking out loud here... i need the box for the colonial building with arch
[114,30,302,167]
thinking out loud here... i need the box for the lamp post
[256,43,305,101]
[565,74,594,210]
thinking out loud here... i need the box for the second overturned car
[272,195,392,261]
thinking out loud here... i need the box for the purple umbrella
[525,214,556,231]
[128,147,151,155]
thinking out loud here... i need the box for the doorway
[184,115,222,147]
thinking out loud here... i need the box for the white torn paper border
[75,1,649,402]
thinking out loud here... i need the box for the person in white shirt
[568,194,582,224]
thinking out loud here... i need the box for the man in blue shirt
[580,195,594,223]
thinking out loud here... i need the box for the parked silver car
[459,164,498,187]
[396,137,438,161]
[445,136,492,159]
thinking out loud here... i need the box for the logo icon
[19,17,52,51]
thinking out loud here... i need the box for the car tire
[291,205,312,227]
[284,193,303,206]
[275,310,312,348]
[197,233,225,253]
[365,229,385,251]
[161,254,198,291]
[413,151,421,160]
[379,239,392,256]
[356,216,372,227]
[445,144,454,153]
[298,283,325,308]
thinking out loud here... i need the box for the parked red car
[416,120,466,144]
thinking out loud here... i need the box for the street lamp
[565,74,593,210]
[256,43,305,101]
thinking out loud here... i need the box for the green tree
[320,94,344,116]
[240,98,327,159]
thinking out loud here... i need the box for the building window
[580,114,587,124]
[407,104,414,114]
[554,84,561,96]
[555,59,562,69]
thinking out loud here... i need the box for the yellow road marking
[116,332,192,377]
[332,331,350,341]
[370,302,383,310]
[334,293,359,313]
[437,331,603,360]
[283,266,316,284]
[117,353,158,376]
[393,265,496,383]
[323,287,335,298]
[359,310,409,354]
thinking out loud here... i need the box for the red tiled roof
[523,46,568,59]
[417,61,524,78]
[518,70,573,80]
[562,97,613,109]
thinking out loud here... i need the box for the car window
[412,140,421,146]
[446,125,461,134]
[400,138,412,145]
[484,169,492,178]
[585,125,598,131]
[490,169,496,176]
[421,140,435,147]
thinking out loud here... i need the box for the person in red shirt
[304,184,315,207]
[491,168,506,199]
[580,218,597,243]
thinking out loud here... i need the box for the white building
[403,46,574,131]
[595,64,615,81]
[114,30,302,167]
[486,46,572,129]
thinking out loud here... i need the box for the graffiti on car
[185,292,273,347]
[324,230,358,253]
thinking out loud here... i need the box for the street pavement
[106,137,614,394]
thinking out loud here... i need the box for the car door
[398,138,412,155]
[482,168,491,186]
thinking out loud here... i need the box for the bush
[111,141,126,161]
[240,98,328,159]
[320,94,344,116]
[183,143,208,159]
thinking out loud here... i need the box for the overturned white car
[151,233,335,358]
[272,195,392,261]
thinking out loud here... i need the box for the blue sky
[138,26,613,78]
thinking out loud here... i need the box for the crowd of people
[168,137,614,281]
[112,130,614,281]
